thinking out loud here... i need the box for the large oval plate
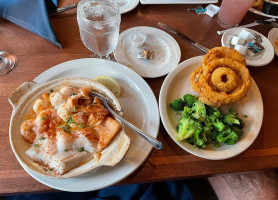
[18,58,159,191]
[159,56,263,160]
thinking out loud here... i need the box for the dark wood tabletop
[1,0,278,195]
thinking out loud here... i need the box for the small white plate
[114,26,181,78]
[140,0,218,4]
[117,0,139,14]
[268,28,278,56]
[249,7,278,19]
[159,56,263,160]
[221,27,274,67]
[22,58,160,192]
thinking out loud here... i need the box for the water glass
[77,0,121,59]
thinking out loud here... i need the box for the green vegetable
[176,116,203,141]
[191,101,206,122]
[223,108,240,125]
[77,147,84,152]
[183,94,198,107]
[170,93,245,149]
[170,98,186,111]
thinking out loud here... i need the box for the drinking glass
[0,51,16,76]
[217,0,255,29]
[77,0,121,59]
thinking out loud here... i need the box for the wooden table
[1,1,278,195]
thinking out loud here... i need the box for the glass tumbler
[77,0,121,59]
[217,0,255,29]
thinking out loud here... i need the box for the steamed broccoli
[208,114,225,132]
[183,94,198,107]
[223,108,240,125]
[170,98,186,111]
[170,93,245,149]
[191,101,207,121]
[176,116,203,141]
[216,128,239,145]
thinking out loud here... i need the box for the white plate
[140,0,218,4]
[24,58,160,192]
[117,0,139,14]
[114,26,181,78]
[159,56,263,160]
[268,28,278,56]
[221,27,274,67]
[249,7,278,19]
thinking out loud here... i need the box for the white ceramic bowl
[9,77,130,178]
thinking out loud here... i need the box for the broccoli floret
[206,105,221,117]
[186,128,207,149]
[223,108,240,126]
[183,94,198,107]
[191,101,207,121]
[176,116,203,141]
[231,125,243,137]
[216,128,238,145]
[183,106,192,116]
[170,98,186,111]
[208,113,225,132]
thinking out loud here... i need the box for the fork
[89,91,163,150]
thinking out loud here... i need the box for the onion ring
[202,47,246,67]
[210,67,239,93]
[199,58,251,105]
[190,66,203,93]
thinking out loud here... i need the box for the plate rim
[114,26,181,78]
[119,0,140,14]
[17,58,160,192]
[249,7,278,19]
[140,0,218,4]
[159,56,264,160]
[268,27,278,56]
[221,27,275,67]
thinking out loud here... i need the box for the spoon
[89,91,163,150]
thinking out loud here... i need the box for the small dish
[159,56,263,160]
[221,27,274,67]
[117,0,139,14]
[268,28,278,56]
[114,26,181,78]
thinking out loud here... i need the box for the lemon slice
[93,76,121,97]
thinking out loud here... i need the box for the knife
[217,18,276,35]
[50,3,78,16]
[255,20,278,28]
[157,22,210,54]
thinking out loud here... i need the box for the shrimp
[35,109,62,134]
[60,86,79,98]
[33,98,52,114]
[49,92,67,108]
[20,119,37,143]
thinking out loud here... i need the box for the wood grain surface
[1,0,278,195]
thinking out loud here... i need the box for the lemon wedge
[93,76,121,97]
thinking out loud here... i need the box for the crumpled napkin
[0,0,62,48]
